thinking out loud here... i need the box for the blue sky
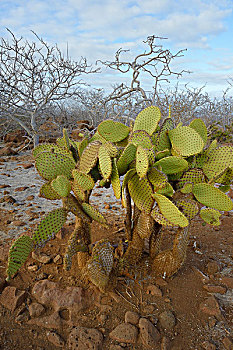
[0,0,233,97]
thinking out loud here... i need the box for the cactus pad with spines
[104,141,118,158]
[129,130,153,149]
[151,207,173,226]
[33,143,70,158]
[148,167,168,190]
[133,106,161,135]
[7,235,34,280]
[77,137,89,157]
[35,151,76,181]
[192,183,233,211]
[51,175,71,197]
[98,145,112,180]
[153,193,189,227]
[155,118,174,152]
[32,208,67,248]
[157,183,174,197]
[111,158,121,199]
[98,120,130,142]
[72,170,95,191]
[168,126,204,156]
[200,208,221,226]
[117,143,137,175]
[155,156,188,175]
[175,199,199,220]
[189,118,207,145]
[128,173,154,214]
[79,141,101,174]
[202,145,233,181]
[39,182,62,200]
[136,145,149,178]
[72,181,86,201]
[82,203,107,225]
[177,169,206,189]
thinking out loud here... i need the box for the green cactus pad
[152,193,189,227]
[79,141,101,174]
[136,145,149,178]
[90,130,107,144]
[137,211,154,239]
[39,182,62,200]
[168,126,204,156]
[192,183,233,211]
[148,167,168,190]
[155,118,174,152]
[72,170,95,191]
[121,169,136,208]
[177,169,206,189]
[35,151,76,181]
[189,119,207,145]
[155,156,188,175]
[155,149,170,160]
[82,203,107,225]
[98,145,112,179]
[146,148,156,165]
[111,158,121,199]
[117,143,137,175]
[77,137,89,158]
[129,130,153,149]
[206,139,218,155]
[63,128,70,151]
[128,173,154,214]
[157,183,174,197]
[51,175,71,197]
[180,183,193,194]
[175,199,199,220]
[151,206,173,226]
[104,141,118,158]
[202,145,233,181]
[6,235,34,280]
[98,120,130,142]
[32,208,67,248]
[133,106,161,135]
[200,208,221,226]
[33,143,71,159]
[72,181,86,201]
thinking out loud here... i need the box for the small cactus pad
[72,170,95,191]
[39,182,62,200]
[202,145,233,180]
[148,167,168,190]
[82,203,107,225]
[157,183,174,197]
[98,145,112,180]
[133,106,161,135]
[136,145,149,178]
[155,118,174,151]
[168,126,204,156]
[192,183,233,211]
[7,235,34,280]
[98,120,130,142]
[72,181,86,201]
[129,130,153,149]
[51,175,71,197]
[152,193,189,227]
[189,119,207,145]
[137,211,154,239]
[200,208,221,226]
[128,173,154,214]
[111,158,121,199]
[117,143,137,175]
[79,141,101,174]
[35,151,76,181]
[32,208,67,248]
[175,199,199,220]
[177,169,206,189]
[155,156,188,175]
[77,137,89,157]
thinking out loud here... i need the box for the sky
[0,0,233,98]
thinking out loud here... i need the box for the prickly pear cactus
[6,108,233,291]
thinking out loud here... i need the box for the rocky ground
[0,137,233,350]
